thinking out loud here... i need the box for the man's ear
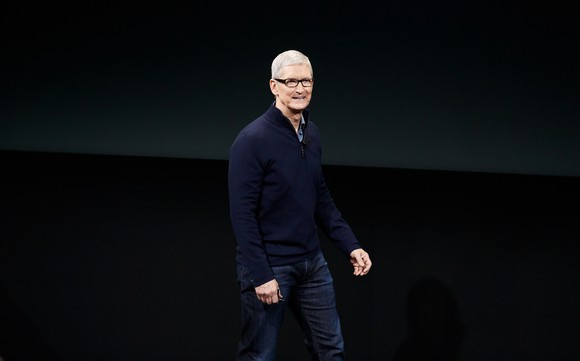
[269,79,278,97]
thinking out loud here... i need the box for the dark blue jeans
[236,252,345,361]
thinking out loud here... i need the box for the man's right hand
[255,279,284,304]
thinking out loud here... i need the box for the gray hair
[271,50,313,79]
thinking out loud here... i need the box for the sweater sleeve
[228,132,274,286]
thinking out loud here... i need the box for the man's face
[270,63,313,114]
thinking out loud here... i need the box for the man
[228,49,372,361]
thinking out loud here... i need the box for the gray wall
[3,1,579,176]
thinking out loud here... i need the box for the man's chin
[290,102,310,112]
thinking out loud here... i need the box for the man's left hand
[349,248,372,276]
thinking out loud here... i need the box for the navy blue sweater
[228,105,361,286]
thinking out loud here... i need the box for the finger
[361,260,372,275]
[359,252,369,264]
[353,253,364,267]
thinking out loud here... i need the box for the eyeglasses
[274,78,314,88]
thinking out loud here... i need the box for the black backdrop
[1,150,579,360]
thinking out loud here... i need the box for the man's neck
[276,105,302,130]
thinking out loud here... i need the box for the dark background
[1,1,580,360]
[2,0,579,176]
[2,151,579,361]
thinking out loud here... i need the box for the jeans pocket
[237,264,254,292]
